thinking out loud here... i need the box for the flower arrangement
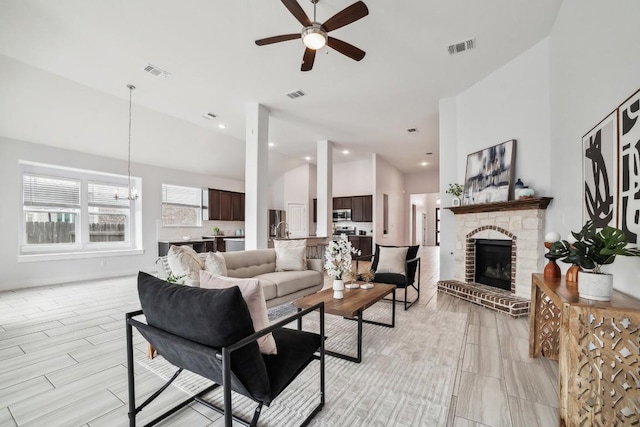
[445,183,463,198]
[324,234,361,280]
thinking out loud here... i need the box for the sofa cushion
[256,278,278,301]
[255,270,323,297]
[167,245,203,286]
[204,251,227,276]
[199,271,277,355]
[275,246,307,272]
[223,249,276,278]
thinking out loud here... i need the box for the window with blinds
[20,164,139,254]
[23,174,81,245]
[88,182,130,243]
[161,184,202,227]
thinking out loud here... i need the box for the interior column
[245,103,269,250]
[316,140,333,238]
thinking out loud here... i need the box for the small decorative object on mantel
[324,234,361,299]
[445,183,463,206]
[543,231,562,279]
[514,178,535,199]
[549,220,640,301]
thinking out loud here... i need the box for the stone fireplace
[438,198,552,317]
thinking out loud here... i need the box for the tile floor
[0,246,559,426]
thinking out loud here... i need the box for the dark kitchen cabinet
[333,197,352,210]
[348,236,372,256]
[208,189,245,221]
[313,198,317,223]
[350,195,373,222]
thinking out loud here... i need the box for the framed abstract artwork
[618,88,640,244]
[583,111,618,229]
[462,139,516,205]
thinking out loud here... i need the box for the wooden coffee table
[293,282,396,363]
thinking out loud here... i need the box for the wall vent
[448,38,476,55]
[286,90,306,99]
[143,64,170,78]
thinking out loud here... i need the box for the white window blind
[162,184,202,207]
[88,182,130,208]
[23,174,80,208]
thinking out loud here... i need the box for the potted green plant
[212,226,220,236]
[550,220,640,301]
[445,183,464,206]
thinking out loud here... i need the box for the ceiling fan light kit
[302,24,327,50]
[255,0,369,71]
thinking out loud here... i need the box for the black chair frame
[356,255,421,310]
[125,302,325,427]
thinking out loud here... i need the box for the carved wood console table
[529,273,640,426]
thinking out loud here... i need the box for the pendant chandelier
[115,84,139,201]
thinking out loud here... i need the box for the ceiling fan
[255,0,369,72]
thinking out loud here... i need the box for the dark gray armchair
[357,244,421,310]
[126,272,325,427]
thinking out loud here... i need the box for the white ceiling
[0,0,562,181]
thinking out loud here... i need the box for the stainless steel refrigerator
[268,210,286,238]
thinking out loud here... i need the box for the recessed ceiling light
[268,142,275,147]
[343,150,349,155]
[420,162,428,166]
[218,124,227,129]
[304,156,312,161]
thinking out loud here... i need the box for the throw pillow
[376,246,408,275]
[167,245,203,286]
[199,271,277,355]
[275,246,307,272]
[274,239,307,249]
[204,251,227,276]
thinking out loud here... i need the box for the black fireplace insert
[474,239,512,291]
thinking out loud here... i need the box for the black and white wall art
[618,89,640,244]
[462,139,516,205]
[583,111,618,229]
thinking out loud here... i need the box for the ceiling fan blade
[301,48,316,72]
[322,1,369,33]
[281,0,312,27]
[327,37,366,61]
[255,33,301,46]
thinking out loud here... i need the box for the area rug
[136,303,467,426]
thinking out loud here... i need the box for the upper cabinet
[333,197,352,210]
[208,189,245,221]
[312,195,373,223]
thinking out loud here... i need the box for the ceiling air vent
[202,113,217,120]
[286,90,306,99]
[407,128,419,133]
[448,38,476,55]
[143,64,170,78]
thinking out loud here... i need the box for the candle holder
[543,231,562,279]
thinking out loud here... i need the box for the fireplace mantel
[447,197,552,214]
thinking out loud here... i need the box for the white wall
[439,38,552,280]
[332,159,374,196]
[374,154,407,245]
[549,0,640,296]
[0,137,244,290]
[405,170,439,195]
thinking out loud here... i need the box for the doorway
[287,203,307,238]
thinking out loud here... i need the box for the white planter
[333,279,344,299]
[578,271,613,301]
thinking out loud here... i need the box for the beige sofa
[157,249,324,308]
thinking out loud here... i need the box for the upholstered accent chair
[357,245,421,310]
[126,272,325,427]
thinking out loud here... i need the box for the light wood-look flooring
[0,246,558,426]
